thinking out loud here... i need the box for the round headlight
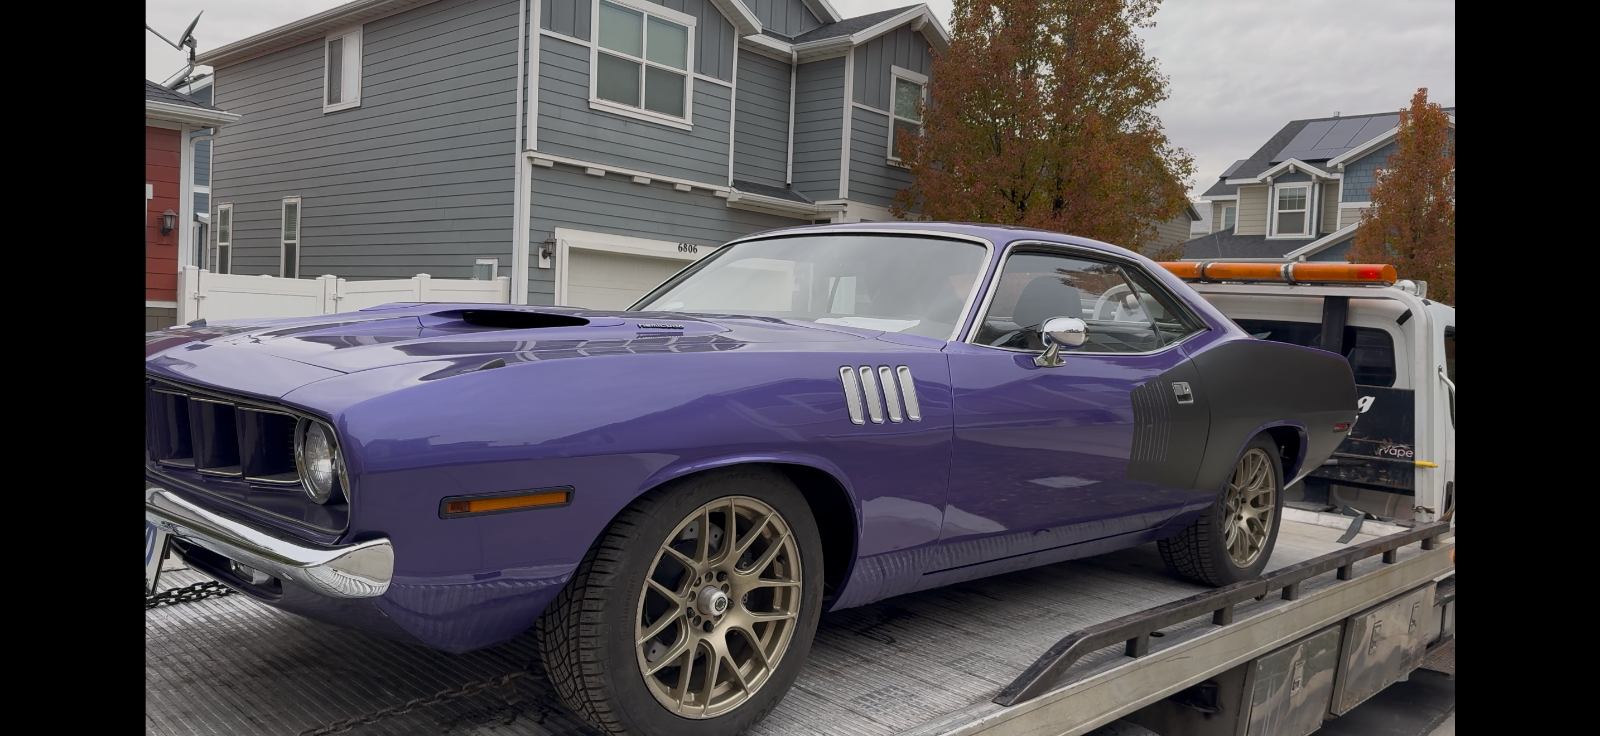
[295,419,347,504]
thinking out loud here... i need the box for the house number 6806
[677,243,699,254]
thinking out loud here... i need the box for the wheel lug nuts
[717,572,728,582]
[702,621,714,632]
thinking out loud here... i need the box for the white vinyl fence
[176,266,511,324]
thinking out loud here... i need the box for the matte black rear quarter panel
[1186,339,1358,492]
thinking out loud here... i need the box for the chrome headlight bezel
[294,418,349,505]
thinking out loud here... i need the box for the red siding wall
[146,126,181,302]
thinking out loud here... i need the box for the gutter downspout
[187,130,217,270]
[176,124,196,280]
[510,0,531,305]
[786,49,797,186]
[727,47,738,186]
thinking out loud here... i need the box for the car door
[936,246,1212,572]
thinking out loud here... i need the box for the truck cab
[1167,265,1456,525]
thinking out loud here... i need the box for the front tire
[537,467,824,736]
[1159,435,1285,585]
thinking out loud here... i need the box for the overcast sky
[146,0,1454,199]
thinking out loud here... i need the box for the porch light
[160,209,178,236]
[540,236,556,263]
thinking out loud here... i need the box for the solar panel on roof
[1271,121,1338,163]
[1273,114,1402,163]
[1219,159,1247,178]
[1313,118,1370,152]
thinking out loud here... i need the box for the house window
[1221,205,1236,231]
[1273,184,1310,236]
[592,0,694,125]
[281,197,302,279]
[888,66,928,164]
[474,258,499,280]
[324,26,363,112]
[214,204,232,274]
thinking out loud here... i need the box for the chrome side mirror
[1034,317,1087,368]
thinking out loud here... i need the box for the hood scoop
[419,309,591,331]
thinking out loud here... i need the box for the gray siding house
[1185,107,1456,262]
[195,0,949,309]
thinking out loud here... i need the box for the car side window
[1118,266,1206,346]
[972,251,1187,354]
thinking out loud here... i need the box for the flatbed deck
[145,512,1455,736]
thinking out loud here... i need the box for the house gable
[1342,141,1395,202]
[740,0,824,37]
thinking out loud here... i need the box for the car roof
[736,221,1142,261]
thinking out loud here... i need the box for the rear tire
[536,467,824,736]
[1159,435,1284,586]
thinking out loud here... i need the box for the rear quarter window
[1232,319,1397,387]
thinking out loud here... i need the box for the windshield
[633,234,989,340]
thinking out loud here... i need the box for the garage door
[565,248,688,310]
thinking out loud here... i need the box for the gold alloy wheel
[634,496,803,718]
[1222,448,1277,567]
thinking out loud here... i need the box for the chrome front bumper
[145,487,394,599]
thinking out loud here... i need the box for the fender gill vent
[839,365,922,425]
[858,367,886,424]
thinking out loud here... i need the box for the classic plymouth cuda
[144,223,1356,735]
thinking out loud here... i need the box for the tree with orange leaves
[891,0,1193,256]
[1348,89,1455,304]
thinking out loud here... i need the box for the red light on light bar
[1333,423,1351,432]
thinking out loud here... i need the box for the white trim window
[474,258,499,280]
[590,0,696,129]
[323,26,363,113]
[281,197,302,279]
[214,203,233,274]
[1221,205,1236,231]
[888,65,927,165]
[1271,183,1311,237]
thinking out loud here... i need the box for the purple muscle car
[144,223,1357,736]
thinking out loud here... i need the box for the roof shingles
[145,80,223,112]
[792,5,920,43]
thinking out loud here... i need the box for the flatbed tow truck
[144,262,1455,736]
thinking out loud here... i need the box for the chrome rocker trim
[145,486,394,599]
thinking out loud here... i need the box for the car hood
[146,304,878,378]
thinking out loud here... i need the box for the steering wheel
[1092,284,1133,321]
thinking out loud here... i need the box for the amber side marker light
[440,488,574,518]
[1157,261,1398,286]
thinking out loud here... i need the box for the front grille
[146,379,301,485]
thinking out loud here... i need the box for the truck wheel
[536,467,825,736]
[1159,435,1284,586]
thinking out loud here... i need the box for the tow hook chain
[145,580,236,609]
[298,670,531,735]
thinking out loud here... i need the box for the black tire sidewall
[1205,435,1286,583]
[601,469,825,736]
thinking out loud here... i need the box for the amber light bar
[1158,261,1398,285]
[440,488,574,518]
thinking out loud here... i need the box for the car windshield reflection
[633,234,988,341]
